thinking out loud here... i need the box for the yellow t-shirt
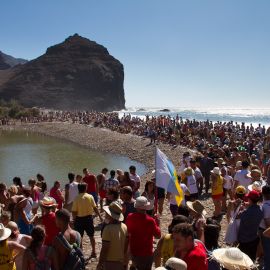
[161,234,174,265]
[72,193,96,217]
[212,175,224,196]
[0,240,16,270]
[102,223,128,262]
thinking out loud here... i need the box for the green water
[0,130,146,187]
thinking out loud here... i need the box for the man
[173,223,208,270]
[7,221,32,270]
[200,152,214,194]
[129,166,141,198]
[238,190,263,261]
[190,158,204,196]
[97,202,128,270]
[121,186,136,222]
[259,185,270,269]
[82,168,98,204]
[104,170,120,193]
[126,196,161,270]
[97,168,109,211]
[72,183,102,258]
[64,172,78,212]
[233,160,252,190]
[53,209,82,269]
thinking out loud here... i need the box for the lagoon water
[0,130,146,186]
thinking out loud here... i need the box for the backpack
[57,232,85,270]
[28,247,52,270]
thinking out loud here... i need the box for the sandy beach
[0,122,226,269]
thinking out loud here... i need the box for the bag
[224,205,241,245]
[28,247,52,270]
[57,233,85,270]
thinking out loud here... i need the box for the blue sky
[1,1,269,108]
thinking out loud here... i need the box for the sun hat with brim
[40,196,57,208]
[235,185,246,195]
[103,202,124,222]
[165,257,187,270]
[212,247,253,270]
[211,167,221,175]
[248,181,263,192]
[134,196,151,210]
[186,200,207,216]
[0,223,11,241]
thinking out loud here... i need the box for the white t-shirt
[234,169,252,188]
[187,175,198,194]
[130,174,140,183]
[67,181,79,204]
[170,183,188,206]
[223,175,233,189]
[259,200,270,229]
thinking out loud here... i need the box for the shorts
[74,215,94,237]
[131,255,153,270]
[89,192,98,204]
[157,187,165,199]
[99,189,106,199]
[212,193,223,200]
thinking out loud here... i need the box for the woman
[15,188,37,235]
[142,180,156,216]
[0,223,25,270]
[49,181,64,209]
[28,179,40,215]
[13,177,24,195]
[211,167,224,218]
[22,226,59,270]
[120,171,135,189]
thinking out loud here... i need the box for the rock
[0,34,125,111]
[0,51,28,70]
[159,109,170,112]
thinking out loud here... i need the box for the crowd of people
[1,110,270,270]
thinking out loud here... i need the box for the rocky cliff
[0,34,125,111]
[0,51,28,70]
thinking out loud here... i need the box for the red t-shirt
[126,212,161,256]
[178,241,208,270]
[42,212,60,245]
[83,174,97,193]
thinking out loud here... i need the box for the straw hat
[248,181,263,192]
[235,185,246,195]
[103,202,124,221]
[186,200,207,216]
[155,257,187,270]
[134,196,151,210]
[212,247,253,270]
[211,167,221,175]
[0,223,11,241]
[40,196,57,208]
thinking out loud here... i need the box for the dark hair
[242,160,249,169]
[56,208,70,224]
[13,177,22,188]
[144,181,155,194]
[83,168,87,173]
[262,185,270,198]
[177,205,190,217]
[0,183,7,191]
[121,187,133,197]
[78,183,87,193]
[102,168,108,174]
[107,187,119,200]
[36,174,45,181]
[168,215,189,234]
[29,226,45,256]
[40,182,47,193]
[129,166,136,171]
[172,223,194,239]
[68,173,75,182]
[110,170,116,178]
[204,224,221,250]
[53,181,60,188]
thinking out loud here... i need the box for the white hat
[186,200,207,216]
[0,223,12,241]
[248,181,263,192]
[134,196,151,210]
[211,167,221,175]
[212,247,253,270]
[103,202,124,221]
[166,257,187,270]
